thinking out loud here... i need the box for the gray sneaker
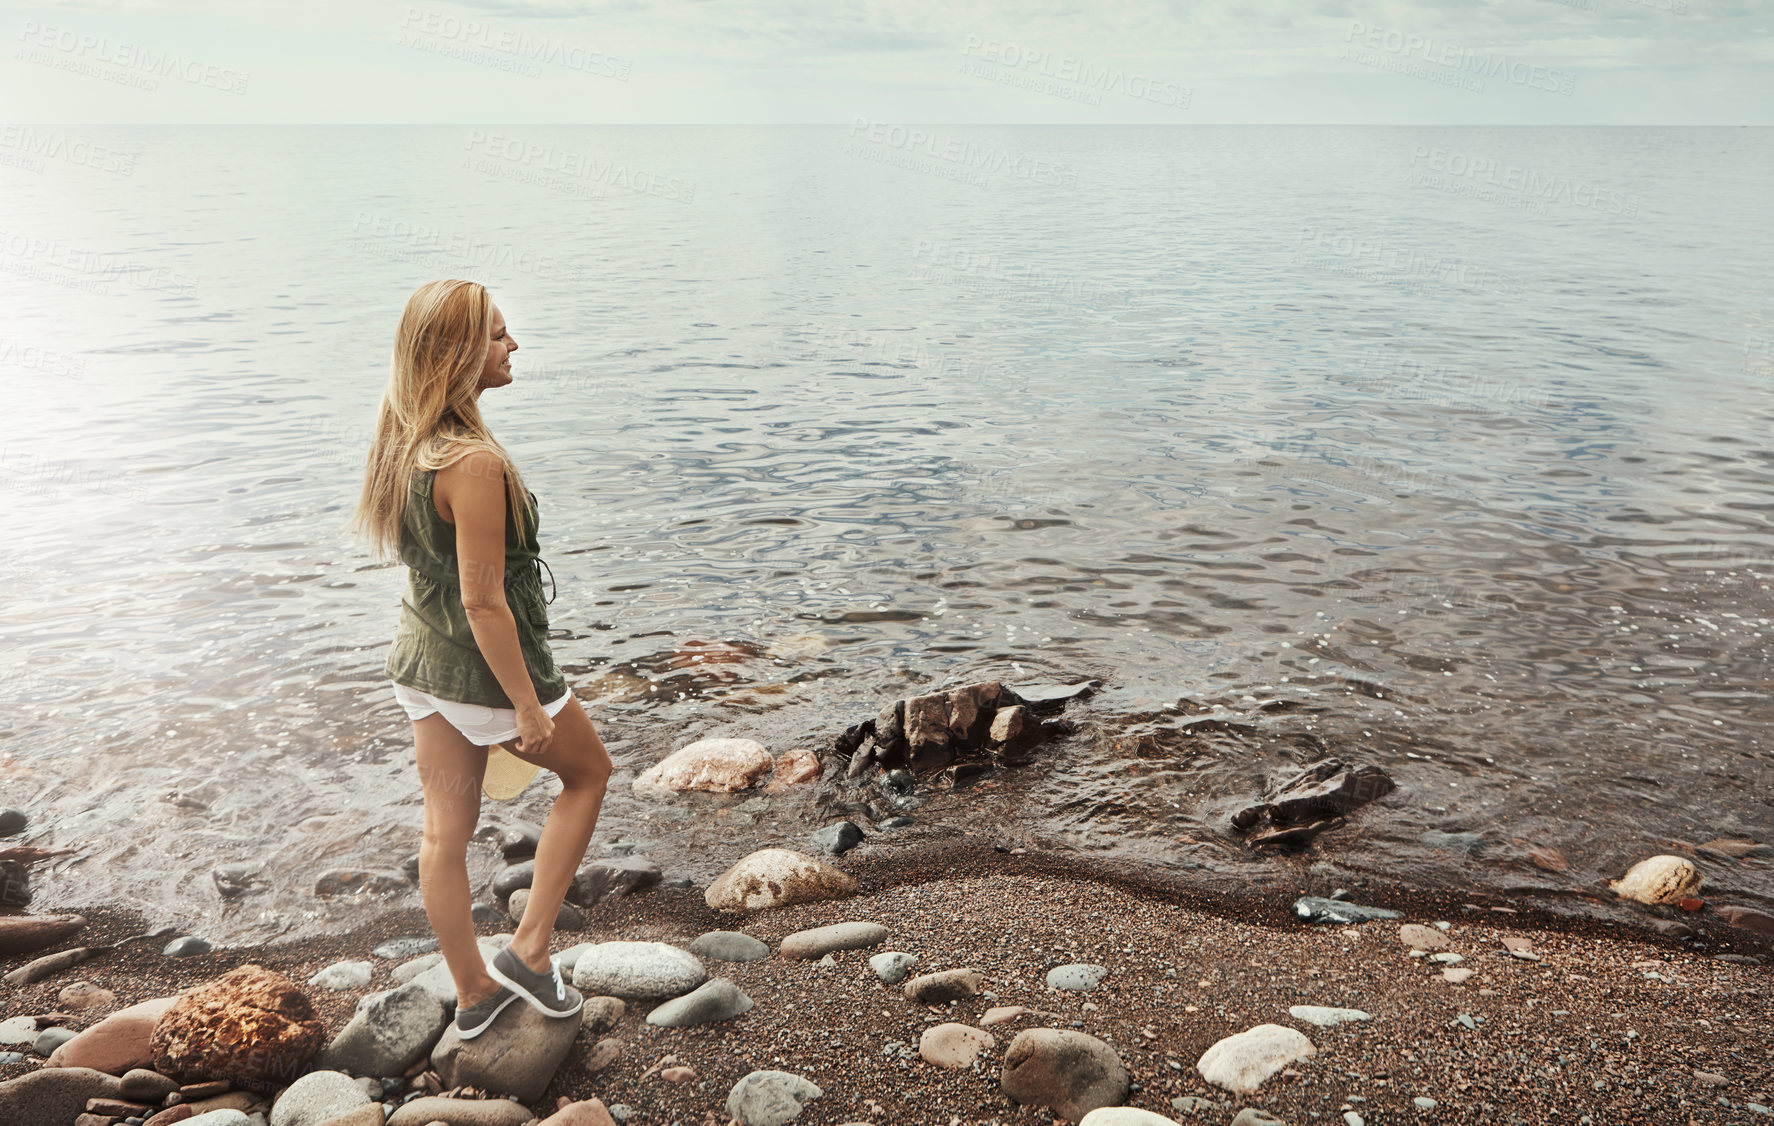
[454,984,517,1039]
[485,945,583,1019]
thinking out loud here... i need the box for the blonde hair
[348,279,532,562]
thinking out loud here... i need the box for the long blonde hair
[349,279,533,562]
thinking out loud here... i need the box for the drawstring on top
[536,556,556,605]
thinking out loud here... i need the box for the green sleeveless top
[384,466,569,708]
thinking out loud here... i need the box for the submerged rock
[1293,896,1401,924]
[571,856,663,907]
[836,680,1075,779]
[1611,855,1703,905]
[633,737,774,793]
[1233,760,1394,848]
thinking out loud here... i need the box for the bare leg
[497,693,613,972]
[412,713,501,1008]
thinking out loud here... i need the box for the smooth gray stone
[570,941,706,1000]
[266,1069,371,1126]
[163,936,212,957]
[1291,896,1401,924]
[691,931,771,963]
[645,979,755,1027]
[809,821,864,855]
[318,981,448,1077]
[492,860,534,898]
[373,935,437,960]
[32,1027,76,1057]
[869,951,918,984]
[779,922,887,960]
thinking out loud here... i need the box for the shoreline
[6,840,1772,1124]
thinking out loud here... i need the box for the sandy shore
[4,839,1771,1125]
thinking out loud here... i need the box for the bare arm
[435,449,543,715]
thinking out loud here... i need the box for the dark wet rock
[0,808,26,836]
[1292,896,1401,925]
[878,769,915,796]
[400,853,421,881]
[163,936,212,957]
[0,913,85,955]
[314,869,409,897]
[841,680,1069,779]
[211,864,265,900]
[810,821,864,856]
[117,1069,179,1103]
[1232,759,1395,848]
[499,824,542,859]
[0,858,29,907]
[571,855,663,906]
[878,816,916,830]
[491,860,535,899]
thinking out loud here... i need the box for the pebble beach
[4,835,1771,1126]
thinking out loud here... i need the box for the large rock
[1079,1110,1185,1126]
[569,941,706,1000]
[0,1066,121,1125]
[150,965,326,1092]
[1196,1024,1316,1095]
[387,1096,534,1126]
[0,913,86,955]
[316,980,447,1077]
[690,931,770,962]
[645,979,754,1027]
[48,996,179,1074]
[570,856,663,907]
[779,922,888,960]
[1233,759,1394,847]
[507,888,585,931]
[919,1023,995,1069]
[634,737,774,793]
[429,983,584,1102]
[268,1069,370,1126]
[704,849,858,912]
[1610,855,1703,904]
[999,1028,1129,1121]
[904,968,982,1003]
[726,1070,823,1126]
[118,1069,180,1103]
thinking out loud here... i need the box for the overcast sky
[2,0,1769,124]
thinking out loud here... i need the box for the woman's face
[478,301,517,392]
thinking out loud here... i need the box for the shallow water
[2,125,1770,942]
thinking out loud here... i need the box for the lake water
[2,125,1770,942]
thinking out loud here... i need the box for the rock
[1442,968,1473,984]
[392,954,443,986]
[1414,1096,1439,1110]
[870,951,919,984]
[0,912,87,955]
[878,815,915,829]
[988,705,1032,748]
[764,748,822,791]
[583,1037,623,1072]
[0,808,25,835]
[145,1106,198,1126]
[780,921,888,960]
[1398,924,1451,951]
[580,996,626,1037]
[1697,837,1771,859]
[946,681,1001,748]
[902,692,953,764]
[1079,1110,1185,1126]
[645,979,754,1027]
[569,941,706,1000]
[569,857,663,907]
[1420,829,1484,855]
[308,961,374,992]
[313,870,408,897]
[918,1023,995,1069]
[164,936,214,957]
[212,864,267,899]
[33,1026,77,1056]
[0,1066,121,1125]
[317,981,447,1078]
[183,1112,253,1126]
[1046,964,1108,991]
[539,1099,619,1126]
[634,737,774,793]
[429,983,584,1102]
[506,888,585,930]
[999,1028,1129,1121]
[1610,855,1703,905]
[725,1070,823,1126]
[1717,905,1774,936]
[1288,1005,1370,1027]
[1526,845,1568,873]
[1197,1024,1316,1095]
[1292,896,1400,924]
[1170,1095,1218,1115]
[119,1069,180,1103]
[491,860,534,899]
[661,1065,696,1083]
[690,931,770,963]
[499,824,541,859]
[1007,681,1095,708]
[704,848,858,913]
[809,821,864,856]
[0,1016,36,1045]
[386,1096,534,1126]
[552,943,595,976]
[307,1106,382,1126]
[1233,760,1394,846]
[48,996,179,1074]
[903,968,982,1003]
[60,981,119,1010]
[372,936,437,960]
[150,965,326,1092]
[267,1070,370,1126]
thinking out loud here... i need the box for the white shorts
[391,681,573,746]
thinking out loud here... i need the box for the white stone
[1196,1023,1316,1094]
[870,951,919,983]
[726,1069,823,1126]
[570,940,707,1000]
[704,848,858,912]
[268,1070,371,1126]
[634,737,773,793]
[391,953,442,984]
[308,961,373,991]
[1079,1108,1183,1125]
[0,1016,37,1045]
[1414,1096,1439,1110]
[1610,855,1702,905]
[185,1114,253,1126]
[1046,963,1109,990]
[1288,1005,1371,1027]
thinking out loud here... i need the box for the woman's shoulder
[435,444,506,481]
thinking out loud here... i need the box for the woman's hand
[512,702,556,758]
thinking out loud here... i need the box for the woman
[349,279,613,1039]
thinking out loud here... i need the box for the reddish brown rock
[86,1096,155,1115]
[540,1099,619,1126]
[902,692,953,761]
[763,747,821,791]
[74,1114,119,1126]
[946,681,1002,747]
[0,913,86,955]
[60,982,120,1011]
[584,1037,623,1072]
[144,1103,195,1125]
[177,1080,231,1100]
[149,965,324,1092]
[1716,905,1774,936]
[48,997,180,1074]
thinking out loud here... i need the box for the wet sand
[4,839,1771,1125]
